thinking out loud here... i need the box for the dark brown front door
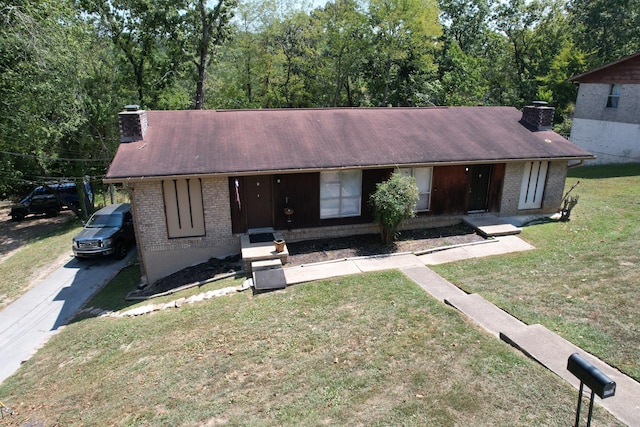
[245,176,273,229]
[468,165,492,212]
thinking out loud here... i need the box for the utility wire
[0,150,111,162]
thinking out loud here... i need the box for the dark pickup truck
[9,183,79,221]
[72,203,135,259]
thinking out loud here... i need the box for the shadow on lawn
[568,163,640,179]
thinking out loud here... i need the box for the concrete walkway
[276,236,639,427]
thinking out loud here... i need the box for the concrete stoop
[463,215,522,237]
[241,232,288,273]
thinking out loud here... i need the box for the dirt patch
[138,255,243,297]
[0,201,79,262]
[285,223,484,266]
[140,224,483,297]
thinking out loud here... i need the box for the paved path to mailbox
[279,236,640,427]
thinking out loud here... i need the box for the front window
[320,170,362,218]
[398,167,433,211]
[606,84,621,108]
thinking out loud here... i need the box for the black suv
[72,203,135,259]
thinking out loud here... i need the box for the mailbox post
[567,353,616,427]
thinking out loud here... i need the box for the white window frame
[397,167,433,212]
[320,170,362,219]
[606,84,621,108]
[518,161,548,210]
[163,178,205,238]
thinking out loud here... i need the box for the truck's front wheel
[10,212,25,221]
[114,241,127,259]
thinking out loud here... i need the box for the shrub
[369,172,419,244]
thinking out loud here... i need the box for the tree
[568,0,640,66]
[369,172,419,244]
[438,0,493,56]
[0,1,90,196]
[271,11,315,107]
[367,0,442,106]
[438,40,487,105]
[175,0,237,109]
[312,0,370,107]
[491,0,552,106]
[78,0,184,108]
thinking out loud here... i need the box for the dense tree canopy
[1,0,638,197]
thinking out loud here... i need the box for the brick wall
[499,161,566,216]
[118,110,148,142]
[499,163,524,216]
[544,161,568,211]
[573,83,640,125]
[130,176,239,284]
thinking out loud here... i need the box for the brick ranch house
[105,106,593,285]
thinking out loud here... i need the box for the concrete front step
[241,232,288,272]
[463,215,522,237]
[252,259,287,290]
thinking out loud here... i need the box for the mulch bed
[139,224,483,297]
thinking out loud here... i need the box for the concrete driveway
[0,249,136,384]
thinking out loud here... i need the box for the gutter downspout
[568,160,585,168]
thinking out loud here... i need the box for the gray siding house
[569,52,640,165]
[105,106,593,285]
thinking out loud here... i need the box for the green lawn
[0,271,621,426]
[433,163,640,381]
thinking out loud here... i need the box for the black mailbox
[567,353,616,399]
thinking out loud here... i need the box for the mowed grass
[433,163,640,381]
[0,270,621,426]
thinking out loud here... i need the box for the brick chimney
[118,105,148,142]
[521,101,554,131]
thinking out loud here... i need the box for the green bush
[369,172,419,244]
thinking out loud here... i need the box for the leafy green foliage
[2,0,639,197]
[568,0,640,66]
[0,1,89,195]
[369,172,419,244]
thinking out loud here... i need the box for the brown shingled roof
[105,107,593,180]
[568,51,640,84]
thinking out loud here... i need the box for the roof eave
[103,155,596,184]
[568,51,640,82]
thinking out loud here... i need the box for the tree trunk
[194,0,211,110]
